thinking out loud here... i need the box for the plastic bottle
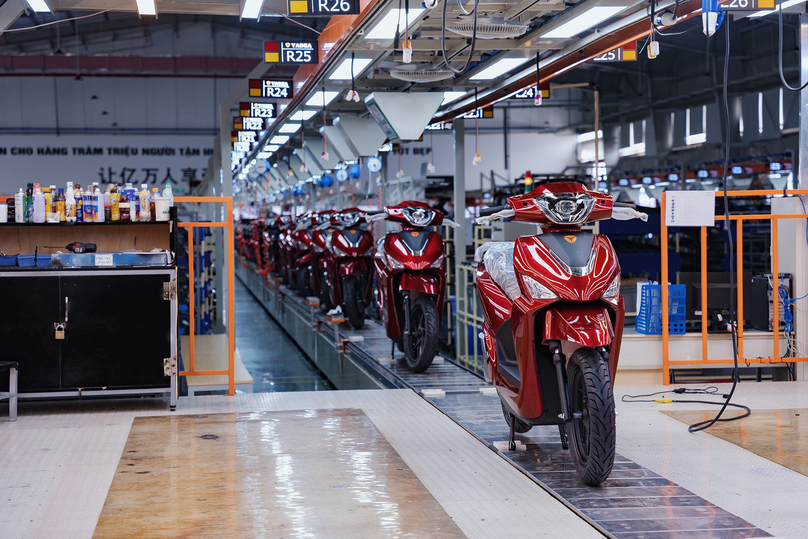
[26,183,33,223]
[65,182,76,223]
[83,186,95,223]
[56,188,66,222]
[14,188,24,223]
[75,183,83,222]
[120,194,130,222]
[124,183,138,220]
[110,186,120,221]
[162,182,174,208]
[32,187,46,223]
[139,184,151,222]
[104,186,111,208]
[95,183,105,223]
[43,188,52,216]
[150,188,158,222]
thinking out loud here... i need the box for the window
[618,120,646,157]
[685,106,707,145]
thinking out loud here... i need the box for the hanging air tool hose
[441,0,481,74]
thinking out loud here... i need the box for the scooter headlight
[536,193,596,224]
[387,254,405,269]
[603,274,621,301]
[430,253,444,269]
[522,275,558,300]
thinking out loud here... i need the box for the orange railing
[660,189,808,384]
[174,196,236,395]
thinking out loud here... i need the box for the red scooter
[262,215,290,276]
[309,210,336,311]
[368,202,458,372]
[290,212,319,295]
[278,217,297,286]
[475,181,646,485]
[319,208,375,329]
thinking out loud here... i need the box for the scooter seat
[482,242,520,301]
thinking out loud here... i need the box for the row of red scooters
[236,201,456,373]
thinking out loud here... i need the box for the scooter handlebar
[613,201,636,209]
[479,204,508,217]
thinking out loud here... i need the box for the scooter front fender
[338,259,368,276]
[543,305,614,347]
[399,273,439,295]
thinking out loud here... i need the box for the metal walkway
[236,265,771,539]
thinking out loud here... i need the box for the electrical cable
[441,0,480,74]
[649,0,700,37]
[778,0,808,91]
[622,387,752,421]
[4,9,116,32]
[456,0,475,16]
[688,15,745,434]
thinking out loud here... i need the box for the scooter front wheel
[342,276,365,329]
[403,296,439,373]
[567,348,616,486]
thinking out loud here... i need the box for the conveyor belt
[237,265,772,539]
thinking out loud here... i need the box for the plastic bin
[635,282,686,335]
[0,255,17,266]
[18,254,52,267]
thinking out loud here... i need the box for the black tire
[501,400,531,433]
[319,273,333,313]
[567,348,616,486]
[396,339,404,353]
[297,266,313,296]
[403,296,439,373]
[342,276,365,329]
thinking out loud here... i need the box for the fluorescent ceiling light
[470,58,529,80]
[135,0,156,16]
[270,135,290,144]
[267,144,280,151]
[329,58,373,80]
[279,123,302,134]
[25,0,50,12]
[257,152,272,159]
[290,110,317,121]
[442,91,467,106]
[241,0,264,20]
[541,6,626,39]
[366,8,425,40]
[749,0,803,16]
[577,130,603,143]
[305,91,340,108]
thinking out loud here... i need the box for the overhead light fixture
[240,0,264,20]
[749,0,802,16]
[541,6,626,39]
[290,110,317,121]
[366,8,426,40]
[25,0,50,12]
[442,91,467,106]
[329,58,373,80]
[305,91,340,108]
[469,58,529,80]
[267,144,280,151]
[279,123,302,134]
[577,130,603,143]
[270,135,290,144]
[257,152,272,159]
[135,0,156,16]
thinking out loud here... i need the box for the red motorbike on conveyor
[474,181,647,485]
[367,202,458,373]
[319,208,375,329]
[308,210,336,311]
[261,215,291,276]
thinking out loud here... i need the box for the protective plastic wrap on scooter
[483,242,521,301]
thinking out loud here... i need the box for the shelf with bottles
[6,181,175,225]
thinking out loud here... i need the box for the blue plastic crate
[636,283,686,335]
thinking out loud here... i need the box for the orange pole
[717,213,807,221]
[772,219,780,360]
[226,198,236,396]
[179,222,229,229]
[661,192,670,385]
[188,227,195,373]
[178,369,230,376]
[736,220,744,362]
[701,226,708,361]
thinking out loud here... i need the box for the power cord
[778,0,808,91]
[684,14,747,434]
[441,0,480,74]
[622,387,752,422]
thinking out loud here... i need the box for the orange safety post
[736,220,744,361]
[700,226,708,361]
[772,218,780,361]
[660,191,670,385]
[173,196,236,396]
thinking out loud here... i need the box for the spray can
[66,182,76,223]
[56,188,66,222]
[15,188,24,223]
[26,183,33,222]
[33,187,46,223]
[110,186,120,221]
[75,183,83,222]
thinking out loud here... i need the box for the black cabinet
[0,269,175,394]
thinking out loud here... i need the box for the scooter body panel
[324,225,375,308]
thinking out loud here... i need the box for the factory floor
[234,278,332,393]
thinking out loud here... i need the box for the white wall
[387,130,579,190]
[0,134,214,196]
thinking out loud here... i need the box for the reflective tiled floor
[235,279,333,393]
[94,409,466,538]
